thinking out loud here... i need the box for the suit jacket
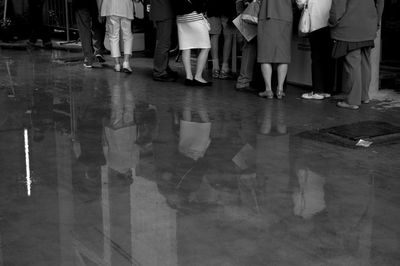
[150,0,175,21]
[329,0,384,42]
[259,0,293,23]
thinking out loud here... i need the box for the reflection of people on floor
[258,101,287,136]
[103,79,138,184]
[72,77,108,189]
[292,168,326,219]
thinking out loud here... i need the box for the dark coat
[329,0,385,42]
[150,0,175,21]
[206,0,236,20]
[171,0,207,16]
[72,0,98,11]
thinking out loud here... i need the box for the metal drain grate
[297,121,400,148]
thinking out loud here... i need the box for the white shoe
[114,64,121,72]
[301,92,324,100]
[122,62,132,74]
[319,93,331,98]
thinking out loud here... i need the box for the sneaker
[83,59,93,68]
[95,54,106,63]
[114,64,121,72]
[301,92,324,100]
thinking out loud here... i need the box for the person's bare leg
[221,33,233,73]
[259,63,273,98]
[277,64,288,98]
[194,48,210,82]
[182,49,193,80]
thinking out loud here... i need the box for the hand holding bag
[298,1,311,36]
[241,0,260,25]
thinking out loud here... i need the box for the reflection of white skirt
[177,17,211,50]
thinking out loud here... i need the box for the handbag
[241,0,260,25]
[298,2,311,36]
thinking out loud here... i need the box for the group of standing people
[149,0,385,109]
[28,0,384,110]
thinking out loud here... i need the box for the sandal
[219,70,233,80]
[258,90,273,99]
[276,90,286,100]
[212,69,220,79]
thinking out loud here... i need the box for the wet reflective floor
[1,49,400,266]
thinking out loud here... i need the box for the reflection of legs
[194,49,210,82]
[110,84,123,127]
[277,64,288,98]
[182,49,193,79]
[123,81,135,124]
[259,102,272,134]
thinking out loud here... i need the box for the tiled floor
[0,48,400,266]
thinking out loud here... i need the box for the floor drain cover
[297,121,400,148]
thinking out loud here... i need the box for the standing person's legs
[75,8,95,66]
[360,47,372,103]
[343,49,362,106]
[91,8,106,57]
[259,63,273,98]
[153,19,175,79]
[28,0,51,46]
[220,16,234,78]
[309,28,326,93]
[276,63,288,99]
[120,17,133,72]
[108,16,122,70]
[208,17,222,77]
[194,48,211,82]
[236,38,257,89]
[182,49,193,80]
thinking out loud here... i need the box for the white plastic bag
[298,3,311,36]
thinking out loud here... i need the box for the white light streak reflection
[24,128,32,196]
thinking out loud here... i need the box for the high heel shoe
[258,90,273,99]
[276,90,286,100]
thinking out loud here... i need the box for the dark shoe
[212,69,220,79]
[153,73,177,82]
[192,79,212,87]
[167,69,179,78]
[184,79,194,86]
[337,101,359,110]
[219,70,233,80]
[95,54,106,63]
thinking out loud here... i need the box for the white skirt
[177,15,211,50]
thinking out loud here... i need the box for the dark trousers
[236,38,257,88]
[309,27,335,93]
[75,7,105,62]
[343,47,372,106]
[28,0,51,43]
[153,19,173,77]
